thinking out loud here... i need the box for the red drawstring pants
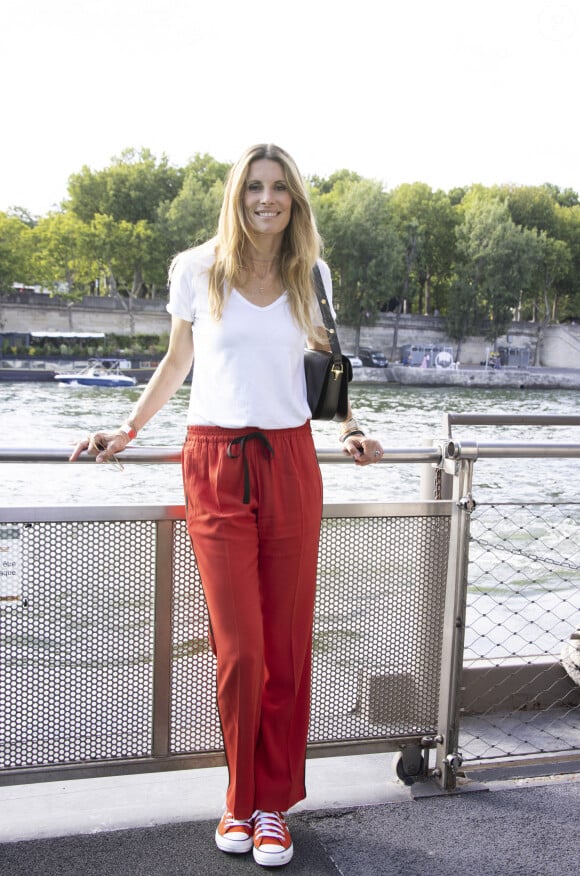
[182,422,322,818]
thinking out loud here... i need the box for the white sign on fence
[0,525,22,606]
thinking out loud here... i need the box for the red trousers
[182,422,322,818]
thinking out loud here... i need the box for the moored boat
[54,358,137,387]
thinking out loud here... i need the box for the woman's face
[243,159,293,238]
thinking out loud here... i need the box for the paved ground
[0,757,578,875]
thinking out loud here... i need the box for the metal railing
[433,414,580,772]
[1,428,579,791]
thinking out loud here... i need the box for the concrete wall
[338,313,543,367]
[3,296,580,369]
[540,323,580,368]
[0,296,171,337]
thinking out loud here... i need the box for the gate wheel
[394,748,425,785]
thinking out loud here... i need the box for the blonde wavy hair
[208,143,322,337]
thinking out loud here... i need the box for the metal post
[152,520,175,757]
[433,456,475,789]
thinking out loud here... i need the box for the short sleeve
[166,252,195,322]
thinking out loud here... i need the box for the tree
[553,204,580,318]
[311,177,403,347]
[308,169,361,196]
[452,193,536,347]
[541,184,579,209]
[0,212,33,290]
[530,233,571,364]
[6,207,38,228]
[67,148,183,224]
[390,183,457,315]
[157,153,229,254]
[66,148,184,300]
[446,274,482,362]
[31,211,94,295]
[503,184,560,238]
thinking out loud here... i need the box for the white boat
[54,359,137,388]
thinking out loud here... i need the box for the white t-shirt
[166,240,334,429]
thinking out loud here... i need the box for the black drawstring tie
[226,431,274,504]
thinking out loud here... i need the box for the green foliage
[31,211,94,295]
[157,154,228,255]
[308,169,362,196]
[21,333,170,360]
[453,194,537,343]
[6,206,38,228]
[0,212,33,288]
[390,183,458,315]
[67,147,183,224]
[503,185,560,237]
[6,147,580,341]
[311,177,403,326]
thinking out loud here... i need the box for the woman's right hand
[68,316,194,465]
[69,429,131,463]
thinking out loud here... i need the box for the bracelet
[119,422,138,442]
[339,416,364,443]
[339,416,361,437]
[339,429,365,444]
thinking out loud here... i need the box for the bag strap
[312,264,344,372]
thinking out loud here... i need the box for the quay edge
[349,363,580,390]
[382,364,580,390]
[4,363,580,389]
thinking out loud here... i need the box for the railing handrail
[3,440,580,465]
[443,413,580,436]
[447,440,580,460]
[0,446,442,465]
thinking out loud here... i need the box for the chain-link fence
[460,501,580,764]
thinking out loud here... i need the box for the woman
[71,143,383,868]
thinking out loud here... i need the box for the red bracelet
[120,423,137,441]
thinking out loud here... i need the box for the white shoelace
[253,810,287,845]
[223,811,253,831]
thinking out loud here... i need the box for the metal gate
[2,426,580,791]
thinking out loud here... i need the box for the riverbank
[384,364,580,390]
[347,363,580,390]
[5,296,580,369]
[4,360,580,389]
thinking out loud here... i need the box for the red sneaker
[253,810,294,867]
[214,810,254,854]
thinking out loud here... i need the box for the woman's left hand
[342,435,384,466]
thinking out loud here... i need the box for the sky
[1,0,579,216]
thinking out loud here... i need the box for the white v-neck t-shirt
[166,240,333,429]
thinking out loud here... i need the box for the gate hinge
[445,751,464,774]
[458,494,476,513]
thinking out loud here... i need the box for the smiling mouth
[256,211,279,218]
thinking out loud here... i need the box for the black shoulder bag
[304,265,353,420]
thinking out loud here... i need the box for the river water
[2,380,580,665]
[1,380,580,506]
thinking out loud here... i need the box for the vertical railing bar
[151,519,174,757]
[434,458,475,789]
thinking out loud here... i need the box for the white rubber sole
[253,842,294,867]
[214,828,253,854]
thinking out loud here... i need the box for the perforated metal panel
[168,511,450,754]
[311,513,449,741]
[170,520,221,753]
[0,521,156,769]
[0,507,451,776]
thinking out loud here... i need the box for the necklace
[244,256,280,295]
